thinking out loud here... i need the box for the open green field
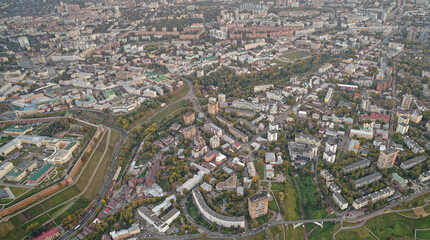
[8,186,29,197]
[277,173,301,221]
[365,213,430,239]
[282,51,310,60]
[152,100,187,123]
[81,129,119,200]
[337,226,376,240]
[1,213,51,240]
[268,199,279,211]
[254,161,264,179]
[271,182,285,191]
[42,186,80,210]
[296,175,327,219]
[75,131,108,191]
[309,222,340,240]
[417,229,430,239]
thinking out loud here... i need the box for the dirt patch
[413,207,429,218]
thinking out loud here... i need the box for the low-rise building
[354,172,382,188]
[27,163,54,184]
[419,170,430,183]
[0,162,14,179]
[391,173,408,190]
[216,174,238,191]
[352,187,395,209]
[403,136,425,154]
[320,169,334,182]
[3,124,33,135]
[400,156,427,170]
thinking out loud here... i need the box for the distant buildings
[377,149,397,169]
[248,192,269,219]
[288,134,320,167]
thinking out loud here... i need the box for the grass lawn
[268,200,279,211]
[277,173,301,221]
[0,221,15,239]
[254,161,264,179]
[151,99,187,123]
[271,182,285,191]
[417,229,430,239]
[8,186,29,197]
[48,203,67,217]
[25,203,45,218]
[282,51,310,60]
[82,129,119,200]
[11,152,29,166]
[41,186,80,210]
[296,175,327,220]
[75,131,108,191]
[364,213,430,239]
[168,82,189,103]
[337,226,376,240]
[309,222,340,240]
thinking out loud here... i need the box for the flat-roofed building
[400,156,427,170]
[0,162,14,179]
[192,188,245,228]
[343,159,371,174]
[419,170,430,183]
[354,172,382,188]
[352,187,394,209]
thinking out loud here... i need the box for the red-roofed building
[362,112,390,122]
[144,155,162,185]
[34,227,60,240]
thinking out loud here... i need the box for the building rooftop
[28,163,53,182]
[249,192,268,203]
[192,188,245,222]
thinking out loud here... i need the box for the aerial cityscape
[0,0,429,239]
